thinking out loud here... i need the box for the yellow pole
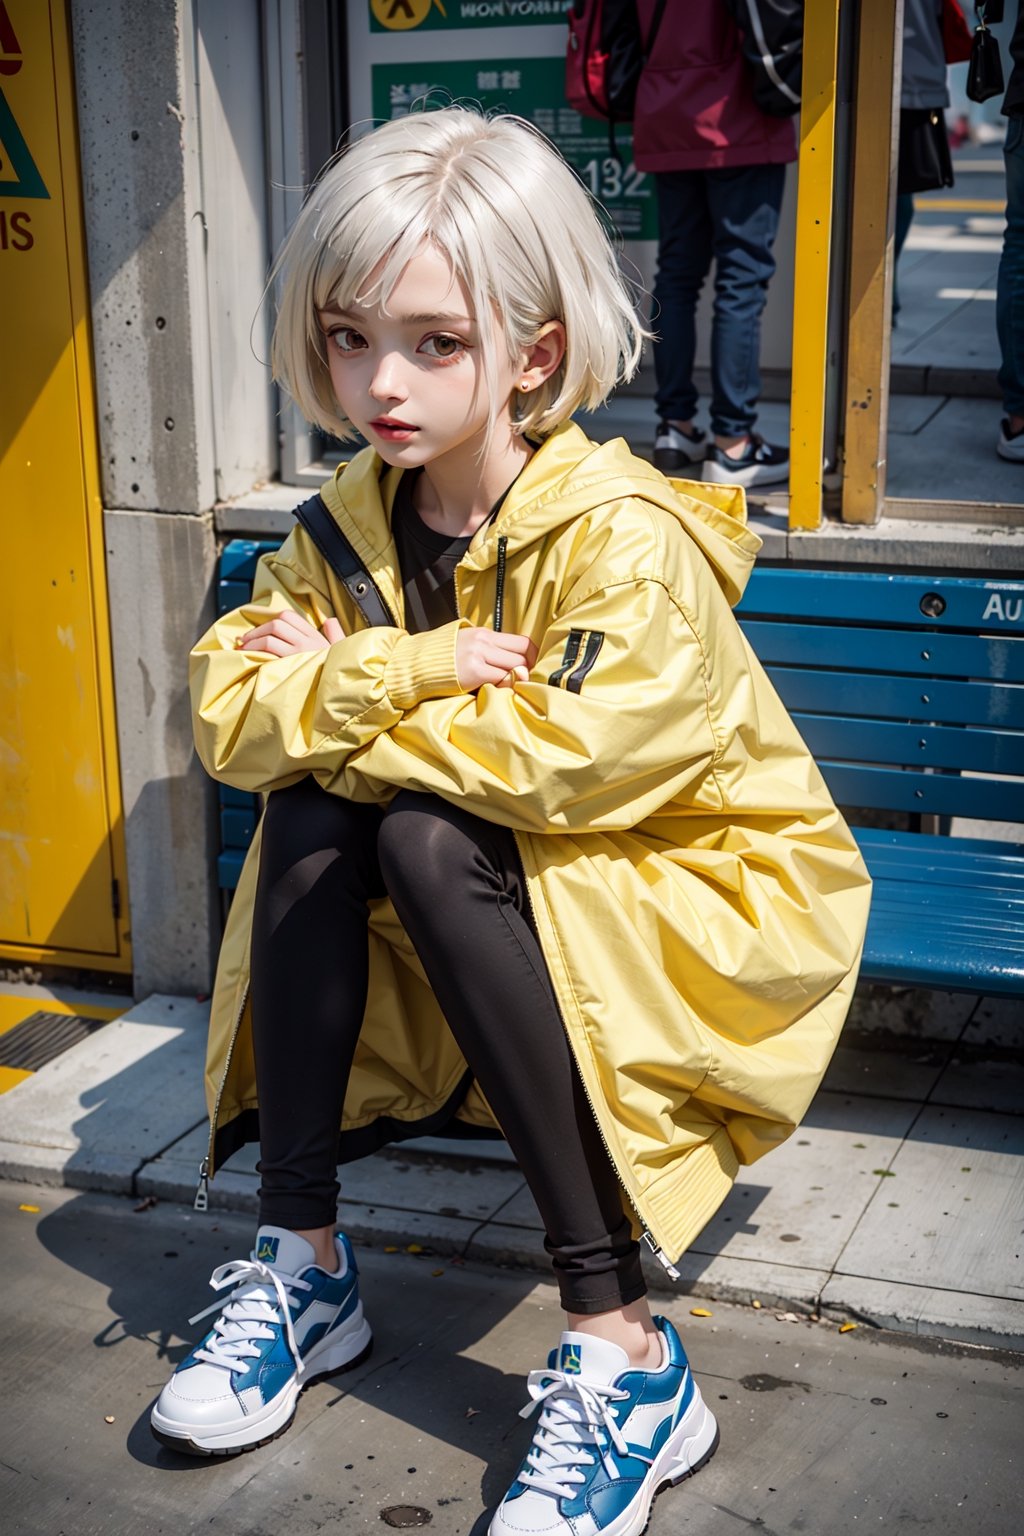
[788,0,841,531]
[842,0,901,524]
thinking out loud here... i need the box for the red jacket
[632,0,798,173]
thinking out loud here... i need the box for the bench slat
[793,713,1023,775]
[768,667,1024,728]
[741,621,1024,682]
[862,852,1024,892]
[867,894,1024,933]
[854,826,1024,860]
[740,569,1024,631]
[824,763,1024,820]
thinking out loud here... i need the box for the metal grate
[0,1011,108,1072]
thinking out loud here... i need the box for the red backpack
[565,0,668,124]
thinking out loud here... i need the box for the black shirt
[390,472,473,636]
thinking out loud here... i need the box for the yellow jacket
[190,423,871,1262]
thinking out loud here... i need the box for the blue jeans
[997,116,1024,419]
[652,164,787,438]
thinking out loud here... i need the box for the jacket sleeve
[189,544,467,794]
[328,575,724,834]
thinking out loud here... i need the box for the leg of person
[651,170,714,471]
[151,779,380,1455]
[892,190,916,322]
[997,117,1024,460]
[702,162,790,488]
[377,794,718,1536]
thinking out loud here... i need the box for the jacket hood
[471,421,761,610]
[330,421,761,611]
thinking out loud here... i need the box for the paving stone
[929,1053,1024,1115]
[819,1274,1024,1352]
[0,995,208,1192]
[836,1106,1024,1301]
[962,996,1024,1050]
[844,985,976,1041]
[821,1039,949,1101]
[689,1094,919,1273]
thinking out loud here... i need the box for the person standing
[633,0,802,488]
[997,3,1024,461]
[892,0,955,325]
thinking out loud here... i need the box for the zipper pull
[193,1158,210,1213]
[493,536,508,633]
[642,1230,681,1281]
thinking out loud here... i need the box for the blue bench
[214,543,1024,997]
[734,569,1024,997]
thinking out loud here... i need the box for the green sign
[371,57,656,240]
[369,0,571,33]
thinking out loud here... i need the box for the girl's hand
[456,627,537,691]
[238,610,345,656]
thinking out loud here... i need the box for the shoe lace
[516,1368,631,1500]
[187,1258,312,1377]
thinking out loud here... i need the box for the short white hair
[270,107,646,442]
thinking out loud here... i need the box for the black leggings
[249,778,645,1314]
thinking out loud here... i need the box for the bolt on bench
[213,542,1024,998]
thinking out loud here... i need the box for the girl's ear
[517,321,567,393]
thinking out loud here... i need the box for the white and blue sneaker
[150,1225,372,1456]
[490,1317,718,1536]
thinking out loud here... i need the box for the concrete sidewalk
[2,1181,1020,1536]
[0,978,1020,1353]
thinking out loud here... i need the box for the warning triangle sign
[0,87,48,199]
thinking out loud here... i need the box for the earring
[519,381,530,392]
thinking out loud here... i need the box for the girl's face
[317,245,521,474]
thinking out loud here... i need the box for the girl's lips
[370,418,418,435]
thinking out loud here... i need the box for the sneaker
[150,1226,372,1456]
[653,420,707,473]
[703,434,789,488]
[490,1317,718,1536]
[997,419,1024,462]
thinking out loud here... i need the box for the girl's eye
[330,328,366,354]
[420,334,466,361]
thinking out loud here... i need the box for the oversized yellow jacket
[190,423,871,1263]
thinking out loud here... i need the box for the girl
[152,108,871,1535]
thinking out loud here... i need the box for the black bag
[723,0,803,117]
[966,15,1005,103]
[897,108,954,195]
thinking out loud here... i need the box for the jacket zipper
[466,545,678,1279]
[511,831,680,1281]
[493,536,508,632]
[195,978,250,1211]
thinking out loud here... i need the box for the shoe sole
[487,1387,719,1536]
[594,1391,719,1536]
[702,460,789,489]
[150,1316,373,1458]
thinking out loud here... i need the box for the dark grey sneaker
[703,434,789,488]
[653,420,707,473]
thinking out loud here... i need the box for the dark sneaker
[703,434,789,488]
[489,1316,719,1536]
[653,420,707,473]
[997,419,1024,462]
[150,1226,372,1456]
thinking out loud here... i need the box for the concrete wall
[71,0,274,994]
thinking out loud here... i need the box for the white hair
[270,107,647,442]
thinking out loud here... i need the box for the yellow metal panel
[0,1066,33,1094]
[789,1,841,531]
[842,0,900,525]
[0,0,131,969]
